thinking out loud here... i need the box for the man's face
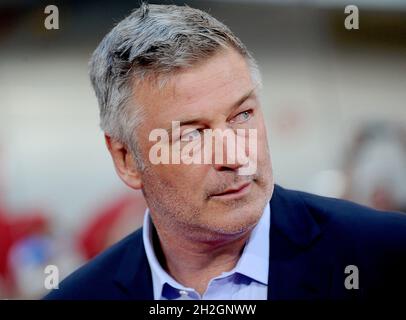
[133,48,274,240]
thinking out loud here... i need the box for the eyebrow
[165,86,258,135]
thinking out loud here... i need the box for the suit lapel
[114,229,154,300]
[268,185,332,299]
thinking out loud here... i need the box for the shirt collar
[231,202,270,285]
[142,203,270,299]
[142,211,189,299]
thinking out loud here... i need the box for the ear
[104,134,142,190]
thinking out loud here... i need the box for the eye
[232,110,253,123]
[180,128,202,141]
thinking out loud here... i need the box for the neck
[151,221,252,296]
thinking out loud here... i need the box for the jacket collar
[268,184,330,300]
[269,184,321,248]
[113,228,154,300]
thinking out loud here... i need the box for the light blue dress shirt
[142,203,270,300]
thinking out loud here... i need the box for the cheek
[154,163,210,190]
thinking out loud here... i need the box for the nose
[209,128,249,172]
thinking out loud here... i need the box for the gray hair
[89,3,262,166]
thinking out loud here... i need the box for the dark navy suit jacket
[44,184,406,300]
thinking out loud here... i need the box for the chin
[205,203,264,236]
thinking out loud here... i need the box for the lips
[210,181,252,199]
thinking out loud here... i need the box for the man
[45,3,406,300]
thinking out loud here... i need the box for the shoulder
[299,187,405,229]
[43,228,144,300]
[279,186,406,295]
[285,186,406,250]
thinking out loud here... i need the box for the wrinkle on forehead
[134,47,253,124]
[166,50,252,115]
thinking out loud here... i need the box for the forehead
[134,48,254,124]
